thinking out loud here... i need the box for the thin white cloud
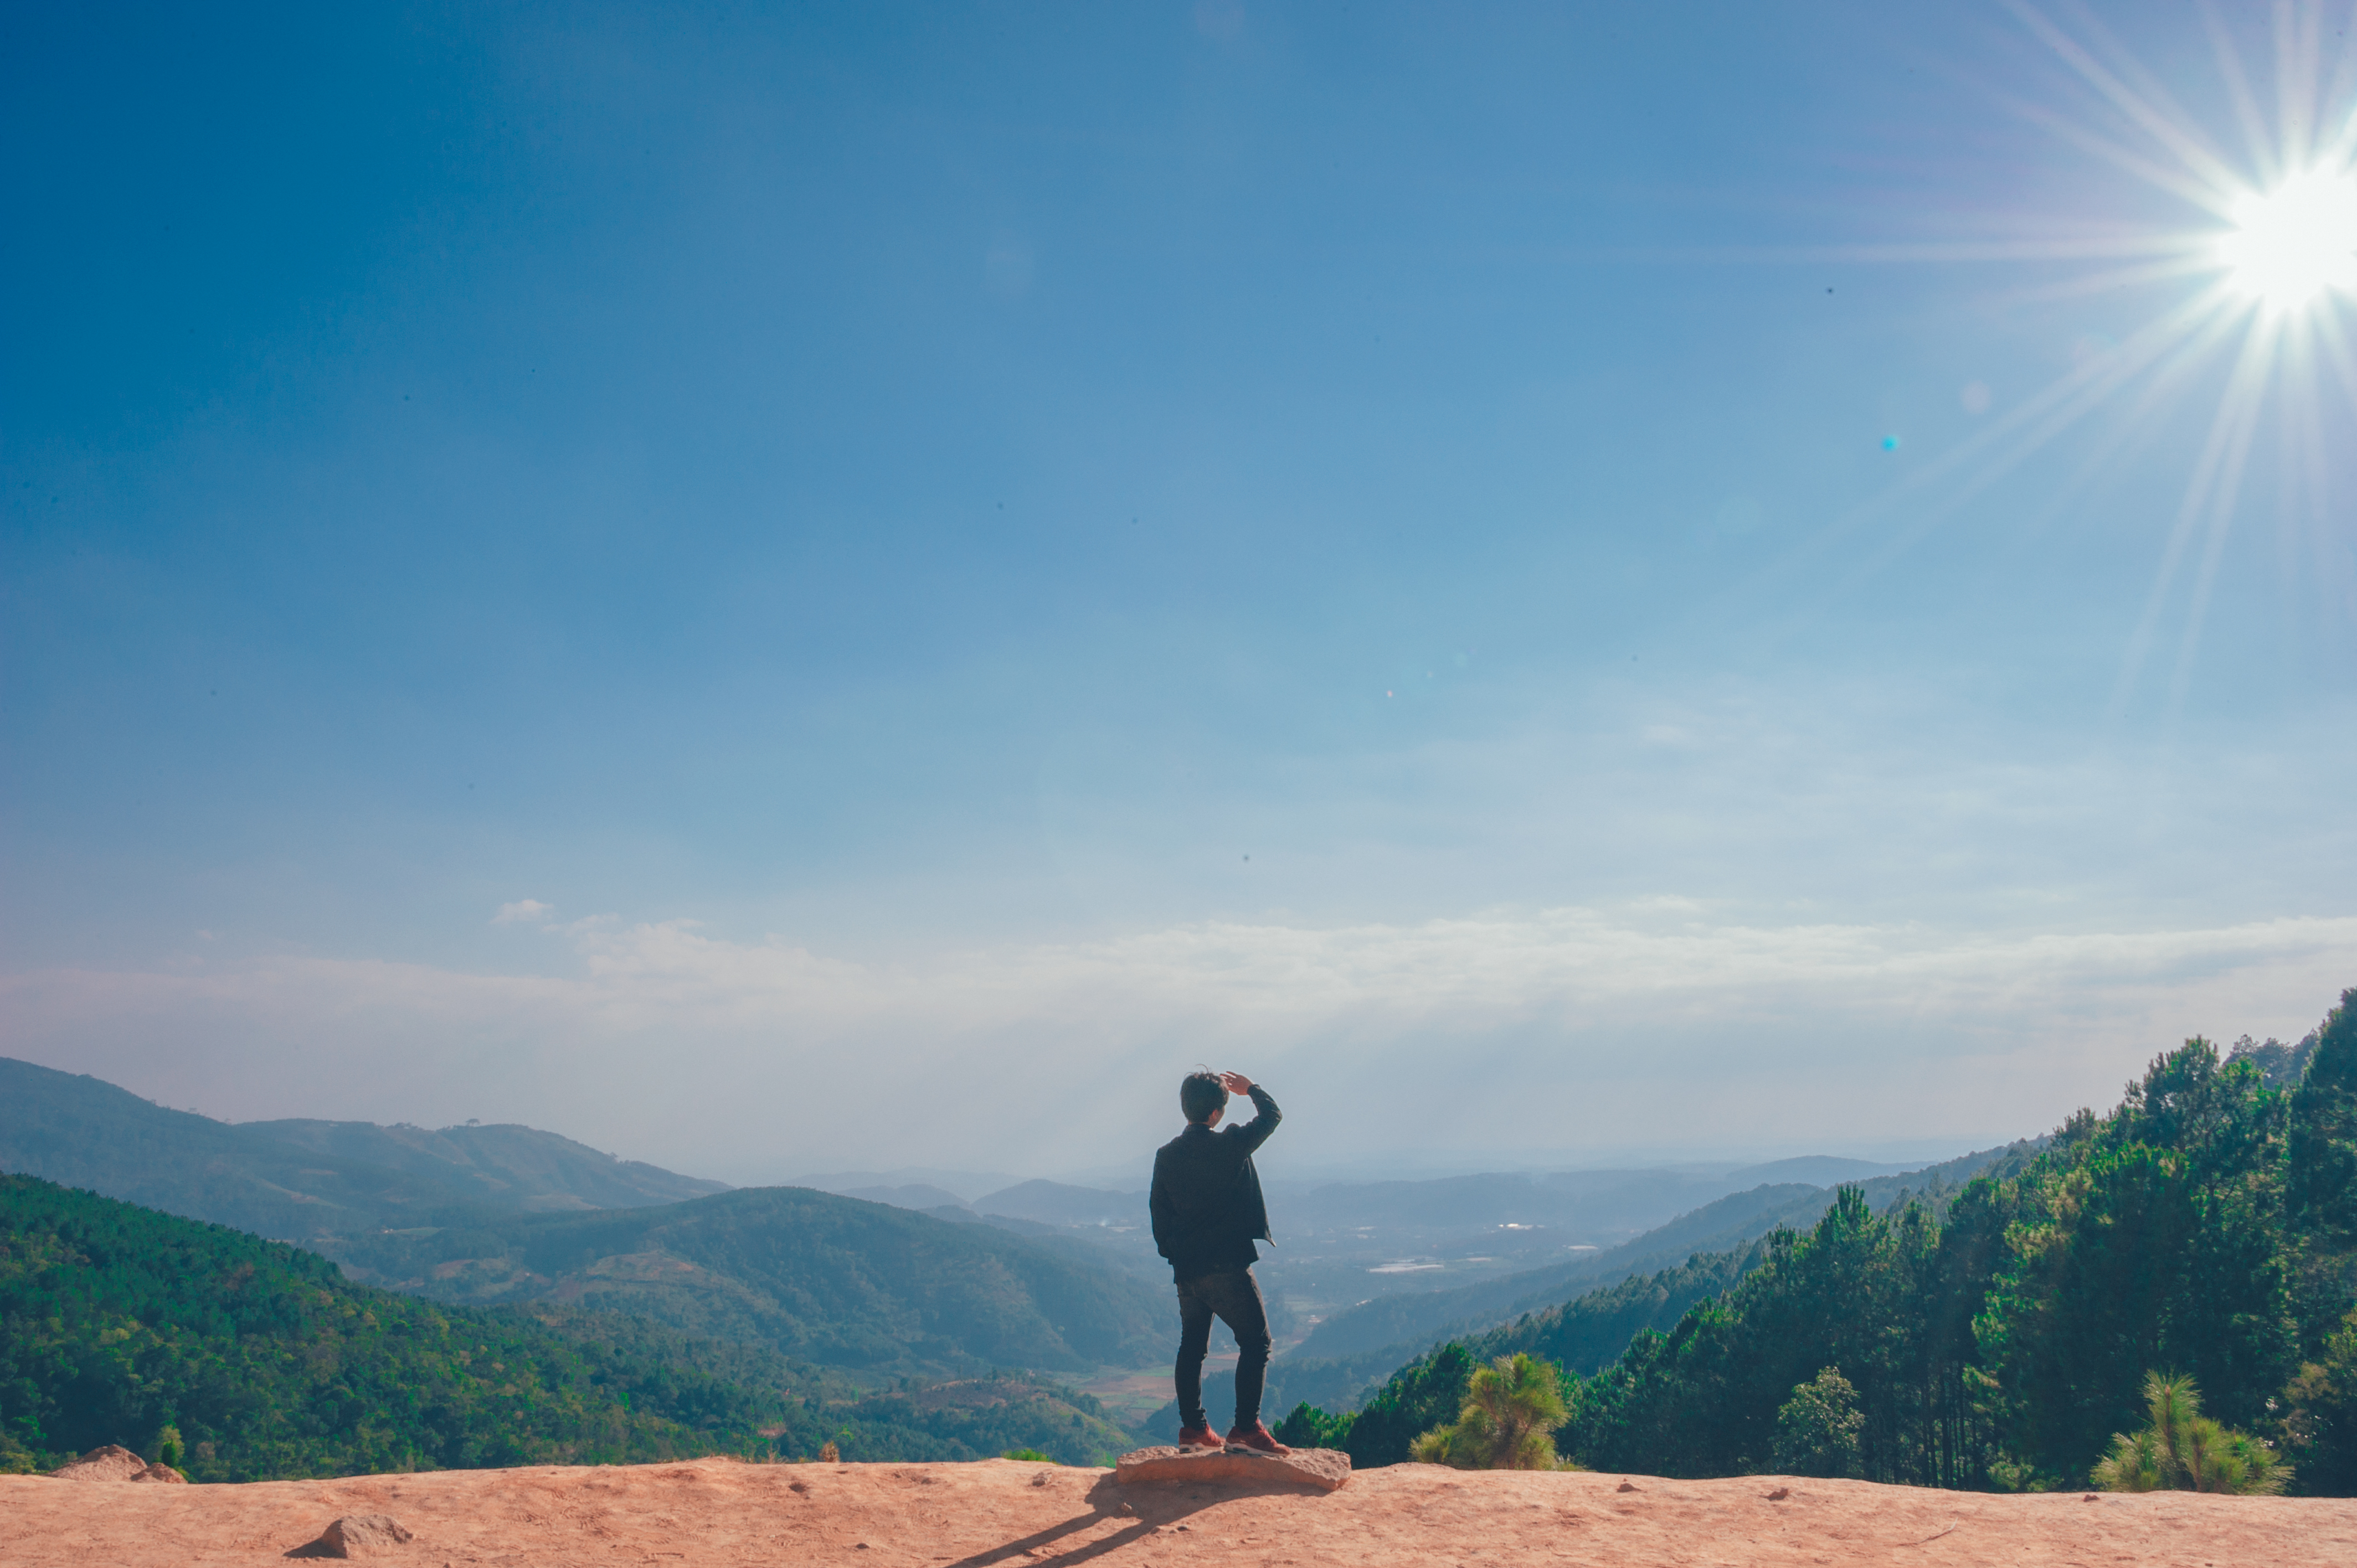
[492,899,554,926]
[2,907,2348,1181]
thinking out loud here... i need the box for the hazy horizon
[7,1045,2006,1190]
[5,4,2352,1182]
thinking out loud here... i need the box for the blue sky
[4,2,2353,1182]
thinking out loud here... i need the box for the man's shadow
[940,1468,1339,1568]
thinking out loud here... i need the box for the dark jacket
[1149,1085,1280,1281]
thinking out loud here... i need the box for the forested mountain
[1283,994,2357,1495]
[244,1117,728,1210]
[0,1177,1136,1478]
[814,1151,1987,1360]
[1289,1144,2025,1366]
[1461,1244,1774,1379]
[0,1058,725,1245]
[1284,1184,1819,1364]
[1150,1148,2022,1439]
[1,1059,1170,1390]
[1171,1245,1780,1447]
[328,1185,1171,1379]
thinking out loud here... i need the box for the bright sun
[1824,3,2357,718]
[2215,167,2357,311]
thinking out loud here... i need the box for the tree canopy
[1280,988,2357,1495]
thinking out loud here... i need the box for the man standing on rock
[1150,1069,1290,1454]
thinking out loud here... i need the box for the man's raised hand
[1218,1071,1254,1095]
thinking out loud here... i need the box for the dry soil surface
[6,1454,2353,1567]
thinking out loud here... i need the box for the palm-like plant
[2091,1371,2289,1495]
[1409,1353,1568,1470]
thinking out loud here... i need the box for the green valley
[329,1184,1171,1379]
[0,1175,1136,1477]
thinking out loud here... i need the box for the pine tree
[2091,1372,2288,1494]
[1411,1354,1567,1470]
[2288,990,2357,1343]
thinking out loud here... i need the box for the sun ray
[2324,2,2357,146]
[2282,326,2332,589]
[2307,293,2357,414]
[1999,91,2240,216]
[1982,252,2229,308]
[1830,292,2253,606]
[2277,0,2323,167]
[1792,282,2237,553]
[2200,1,2280,184]
[1740,285,2249,649]
[2166,316,2279,711]
[2304,306,2357,594]
[2329,101,2357,169]
[2005,1,2246,205]
[2112,305,2279,715]
[1546,235,2211,266]
[1805,236,2205,264]
[2013,303,2265,545]
[1713,3,2355,691]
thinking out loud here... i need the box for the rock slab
[286,1514,414,1559]
[1114,1445,1351,1492]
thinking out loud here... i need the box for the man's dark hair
[1180,1070,1228,1124]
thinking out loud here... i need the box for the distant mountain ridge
[0,1057,1171,1386]
[0,1058,727,1243]
[838,1183,971,1211]
[245,1116,729,1210]
[975,1179,1145,1227]
[3,1054,2014,1409]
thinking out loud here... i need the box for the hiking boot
[1224,1422,1291,1456]
[1174,1423,1218,1450]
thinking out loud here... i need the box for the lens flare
[2216,167,2357,311]
[1756,3,2357,720]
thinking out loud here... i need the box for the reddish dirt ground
[6,1454,2353,1567]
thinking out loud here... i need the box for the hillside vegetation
[1155,1147,2023,1439]
[1286,1145,2024,1367]
[2,1058,1169,1389]
[329,1185,1171,1379]
[1281,992,2357,1495]
[0,1177,1135,1478]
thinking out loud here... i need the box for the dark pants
[1175,1268,1273,1431]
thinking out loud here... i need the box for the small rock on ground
[287,1514,415,1559]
